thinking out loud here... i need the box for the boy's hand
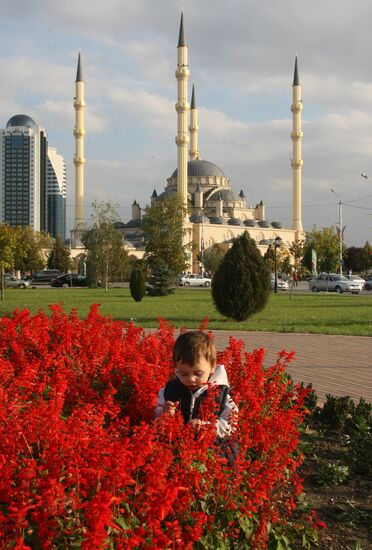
[189,418,202,433]
[163,400,179,416]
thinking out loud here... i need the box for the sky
[1,0,372,246]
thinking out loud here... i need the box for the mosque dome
[6,114,36,128]
[209,216,224,224]
[207,189,238,202]
[114,221,126,229]
[244,219,257,227]
[189,214,210,223]
[227,218,244,226]
[171,159,225,179]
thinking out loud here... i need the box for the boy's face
[175,356,215,391]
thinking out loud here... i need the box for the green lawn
[1,287,371,336]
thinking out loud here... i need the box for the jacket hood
[209,364,229,386]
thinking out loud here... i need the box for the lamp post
[273,236,282,293]
[331,188,343,275]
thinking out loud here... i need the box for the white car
[179,273,212,287]
[271,276,289,291]
[346,275,365,291]
[4,275,30,288]
[309,274,360,294]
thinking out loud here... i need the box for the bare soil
[299,429,372,550]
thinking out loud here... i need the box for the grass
[1,287,372,335]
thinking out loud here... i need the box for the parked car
[178,273,212,287]
[309,274,360,294]
[345,275,365,291]
[51,273,88,288]
[4,275,30,288]
[364,276,372,291]
[270,275,289,291]
[31,270,62,283]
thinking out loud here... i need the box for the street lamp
[273,236,282,293]
[331,188,343,275]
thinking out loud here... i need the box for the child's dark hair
[173,331,216,367]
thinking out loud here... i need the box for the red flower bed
[0,305,311,548]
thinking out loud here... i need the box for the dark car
[31,270,62,283]
[51,273,88,288]
[364,276,372,291]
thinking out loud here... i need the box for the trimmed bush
[212,231,271,321]
[129,264,146,302]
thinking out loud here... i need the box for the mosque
[71,15,305,272]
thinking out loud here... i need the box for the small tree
[47,235,73,273]
[143,195,189,296]
[212,231,271,321]
[200,244,225,276]
[129,263,146,302]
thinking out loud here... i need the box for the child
[155,331,237,438]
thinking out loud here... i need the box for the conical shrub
[129,264,146,302]
[212,231,271,321]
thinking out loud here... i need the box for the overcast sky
[1,0,372,245]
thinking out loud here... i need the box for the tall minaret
[291,56,303,232]
[73,53,85,229]
[189,84,200,160]
[175,13,190,208]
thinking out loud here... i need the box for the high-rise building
[0,114,48,232]
[47,147,66,239]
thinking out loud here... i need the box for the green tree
[143,195,189,296]
[212,231,271,321]
[345,242,372,275]
[303,227,340,273]
[13,227,47,274]
[289,239,304,276]
[129,262,146,302]
[200,244,225,276]
[0,224,17,300]
[47,235,73,273]
[82,201,129,290]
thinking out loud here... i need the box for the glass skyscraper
[0,114,66,238]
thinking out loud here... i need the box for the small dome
[271,221,283,229]
[126,219,142,228]
[171,159,225,179]
[244,219,257,227]
[209,216,224,224]
[207,189,238,202]
[7,114,36,128]
[189,214,210,224]
[258,220,270,228]
[228,218,243,226]
[114,221,126,229]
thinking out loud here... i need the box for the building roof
[207,188,237,202]
[6,114,36,128]
[178,12,186,47]
[76,53,83,82]
[171,159,225,179]
[293,55,300,86]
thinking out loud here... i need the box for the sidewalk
[211,331,372,404]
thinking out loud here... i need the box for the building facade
[47,147,66,239]
[121,15,305,271]
[0,114,47,232]
[0,114,67,238]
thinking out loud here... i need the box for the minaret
[291,56,303,232]
[175,13,190,208]
[189,84,200,160]
[73,53,85,230]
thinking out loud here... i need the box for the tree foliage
[13,227,49,274]
[129,263,146,302]
[345,242,372,275]
[200,244,225,276]
[47,236,73,273]
[212,231,271,321]
[303,227,340,273]
[82,201,129,289]
[0,225,16,271]
[143,195,189,295]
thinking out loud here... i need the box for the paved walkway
[210,331,372,404]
